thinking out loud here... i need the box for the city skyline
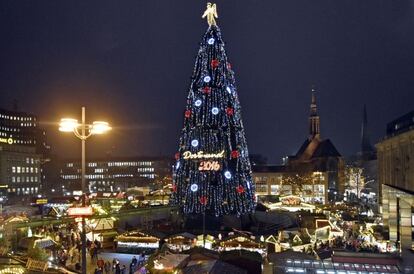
[1,1,414,162]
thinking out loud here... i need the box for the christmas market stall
[3,215,29,250]
[115,230,164,254]
[19,235,58,250]
[314,219,343,242]
[195,234,215,250]
[89,192,127,213]
[0,257,26,274]
[218,233,266,256]
[165,232,196,251]
[97,231,119,249]
[276,228,313,253]
[265,235,281,253]
[83,216,118,246]
[40,197,75,218]
[152,251,189,273]
[18,235,59,261]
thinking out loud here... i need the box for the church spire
[360,104,375,158]
[309,87,320,140]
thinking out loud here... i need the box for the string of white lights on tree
[170,14,256,217]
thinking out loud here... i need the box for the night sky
[1,1,414,163]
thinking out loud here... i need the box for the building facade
[252,166,329,204]
[377,110,414,266]
[59,157,172,194]
[0,108,49,154]
[0,144,41,197]
[0,108,49,199]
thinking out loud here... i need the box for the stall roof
[268,250,315,264]
[183,259,247,274]
[167,232,196,240]
[99,231,118,237]
[117,229,165,240]
[154,251,189,270]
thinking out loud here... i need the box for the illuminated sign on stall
[36,199,48,205]
[0,138,14,145]
[68,206,93,216]
[117,241,159,249]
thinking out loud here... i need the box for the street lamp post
[59,107,111,274]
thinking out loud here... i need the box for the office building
[0,144,41,196]
[0,108,49,198]
[377,110,414,265]
[59,157,172,194]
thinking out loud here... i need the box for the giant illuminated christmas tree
[170,4,255,217]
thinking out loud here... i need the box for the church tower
[360,104,376,160]
[309,88,320,140]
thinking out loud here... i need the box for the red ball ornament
[184,110,192,118]
[230,150,239,159]
[236,185,245,194]
[199,196,208,205]
[172,184,177,192]
[226,107,234,116]
[202,86,211,94]
[175,152,180,160]
[211,59,219,69]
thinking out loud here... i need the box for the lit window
[12,166,16,173]
[17,167,21,173]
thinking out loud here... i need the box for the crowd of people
[330,234,382,253]
[31,224,148,273]
[93,255,145,274]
